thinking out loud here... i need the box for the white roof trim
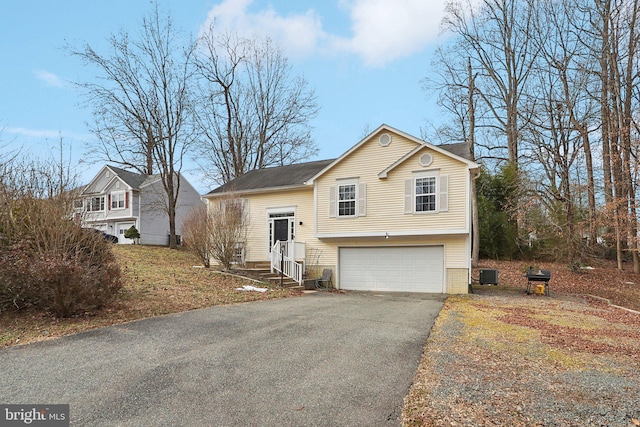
[82,165,124,195]
[378,143,479,179]
[305,124,479,184]
[104,175,133,191]
[82,165,141,195]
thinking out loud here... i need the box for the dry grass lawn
[403,260,640,426]
[0,245,301,348]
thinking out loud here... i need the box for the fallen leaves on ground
[475,259,640,312]
[403,290,640,426]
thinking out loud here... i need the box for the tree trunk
[621,0,640,272]
[468,58,480,268]
[581,128,597,248]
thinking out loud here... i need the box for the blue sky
[0,0,453,193]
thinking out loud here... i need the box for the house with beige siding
[203,124,479,294]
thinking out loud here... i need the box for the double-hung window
[415,177,437,212]
[338,184,356,217]
[405,172,448,214]
[87,196,105,212]
[111,192,126,209]
[330,179,366,218]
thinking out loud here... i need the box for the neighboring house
[203,124,480,294]
[77,165,203,245]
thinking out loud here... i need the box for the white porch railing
[271,240,304,286]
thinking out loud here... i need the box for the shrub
[0,162,122,317]
[124,225,140,241]
[181,205,212,268]
[0,212,122,317]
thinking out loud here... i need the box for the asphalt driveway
[0,292,444,426]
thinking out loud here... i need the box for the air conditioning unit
[479,269,498,285]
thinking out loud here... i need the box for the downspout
[138,190,142,244]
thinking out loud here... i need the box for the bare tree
[193,27,319,185]
[443,0,540,167]
[207,194,247,270]
[517,0,601,262]
[71,5,196,248]
[181,205,213,268]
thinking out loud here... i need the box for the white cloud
[6,127,92,142]
[201,0,450,67]
[6,127,60,139]
[34,69,65,88]
[201,0,326,58]
[335,0,448,66]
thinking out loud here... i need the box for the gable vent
[420,153,433,167]
[379,133,391,147]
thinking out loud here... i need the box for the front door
[268,211,295,255]
[274,218,289,243]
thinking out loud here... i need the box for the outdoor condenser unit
[479,269,499,285]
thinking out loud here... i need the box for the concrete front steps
[234,263,302,289]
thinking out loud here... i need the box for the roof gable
[82,165,161,195]
[106,165,158,189]
[378,142,478,179]
[205,124,479,196]
[306,124,478,184]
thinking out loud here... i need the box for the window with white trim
[338,184,356,216]
[86,196,105,212]
[415,177,436,212]
[111,192,126,209]
[329,179,366,218]
[405,172,448,214]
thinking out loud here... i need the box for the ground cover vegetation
[402,285,640,426]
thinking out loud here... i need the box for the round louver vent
[379,133,391,146]
[420,153,433,167]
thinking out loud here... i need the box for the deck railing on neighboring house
[270,240,304,286]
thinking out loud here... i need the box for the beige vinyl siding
[218,188,335,266]
[211,192,468,268]
[316,132,469,236]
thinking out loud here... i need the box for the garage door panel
[339,246,444,293]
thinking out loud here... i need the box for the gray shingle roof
[438,142,472,160]
[206,159,336,195]
[206,142,472,196]
[107,165,158,189]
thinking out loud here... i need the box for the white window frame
[330,179,366,219]
[415,176,437,213]
[111,191,126,210]
[87,196,105,212]
[405,171,448,214]
[337,180,357,218]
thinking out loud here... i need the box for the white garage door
[339,246,444,293]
